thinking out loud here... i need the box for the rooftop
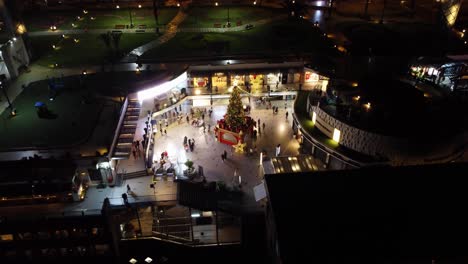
[262,155,319,175]
[265,162,468,264]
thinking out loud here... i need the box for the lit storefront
[231,74,246,87]
[265,73,281,85]
[212,72,228,89]
[193,76,209,88]
[304,71,320,83]
[247,74,264,90]
[303,68,329,91]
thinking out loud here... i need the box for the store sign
[305,71,319,83]
[193,77,208,88]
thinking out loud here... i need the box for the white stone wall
[311,105,406,159]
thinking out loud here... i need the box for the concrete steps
[111,97,142,159]
[123,170,148,180]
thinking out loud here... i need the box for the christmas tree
[224,86,245,131]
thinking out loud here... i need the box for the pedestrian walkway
[139,97,322,205]
[123,8,188,61]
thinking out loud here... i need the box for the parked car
[245,24,254,30]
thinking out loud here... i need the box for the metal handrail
[293,96,365,168]
[109,97,129,159]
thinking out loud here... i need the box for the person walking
[223,150,227,160]
[202,113,205,120]
[186,115,189,123]
[164,129,167,135]
[132,149,137,159]
[263,122,266,130]
[165,119,168,127]
[136,140,140,150]
[184,136,188,145]
[127,184,131,194]
[122,193,128,204]
[203,124,206,133]
[189,141,194,152]
[286,111,289,120]
[276,144,281,157]
[208,124,211,132]
[258,119,260,127]
[221,153,225,162]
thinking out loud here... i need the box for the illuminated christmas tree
[224,86,245,131]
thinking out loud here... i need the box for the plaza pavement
[118,94,324,208]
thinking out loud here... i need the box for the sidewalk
[137,96,322,206]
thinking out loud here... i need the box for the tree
[99,32,122,63]
[99,32,112,61]
[112,32,122,56]
[225,86,245,130]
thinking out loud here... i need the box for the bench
[115,25,125,29]
[214,23,222,28]
[138,24,147,29]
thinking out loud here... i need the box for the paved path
[28,14,287,37]
[141,96,323,205]
[123,8,188,61]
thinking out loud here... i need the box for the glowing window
[332,128,341,143]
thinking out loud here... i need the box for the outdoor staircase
[152,206,192,243]
[123,170,148,180]
[112,97,141,159]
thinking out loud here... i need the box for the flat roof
[263,155,319,175]
[265,162,468,263]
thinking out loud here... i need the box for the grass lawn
[181,6,283,27]
[142,19,338,59]
[24,8,178,31]
[30,33,156,67]
[0,78,104,150]
[337,21,466,55]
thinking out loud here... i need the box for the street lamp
[129,8,134,28]
[379,0,387,23]
[0,81,16,116]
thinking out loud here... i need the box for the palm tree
[152,0,160,33]
[99,32,112,61]
[99,32,122,63]
[111,32,122,58]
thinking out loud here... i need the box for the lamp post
[129,8,134,28]
[364,0,370,18]
[0,81,15,115]
[379,0,387,23]
[227,7,230,26]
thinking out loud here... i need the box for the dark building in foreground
[264,162,468,264]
